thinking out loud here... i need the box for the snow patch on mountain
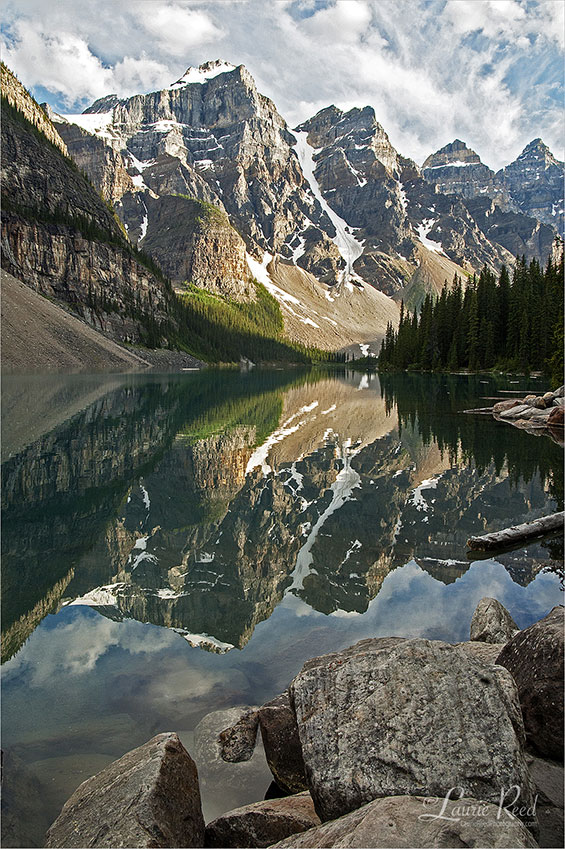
[292,130,365,285]
[61,111,114,137]
[416,219,445,254]
[169,61,236,89]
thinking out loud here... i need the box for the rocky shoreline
[44,599,563,849]
[470,385,564,445]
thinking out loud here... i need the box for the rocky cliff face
[55,61,524,317]
[422,139,510,207]
[295,106,512,299]
[57,62,326,259]
[1,62,68,155]
[1,71,172,344]
[497,138,564,232]
[142,195,255,299]
[423,137,564,264]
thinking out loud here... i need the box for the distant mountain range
[1,59,563,359]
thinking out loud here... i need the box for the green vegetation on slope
[169,282,340,364]
[1,87,339,365]
[379,256,564,384]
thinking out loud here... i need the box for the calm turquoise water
[1,369,563,846]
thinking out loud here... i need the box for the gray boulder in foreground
[470,597,519,644]
[454,640,506,665]
[269,795,538,848]
[258,693,308,794]
[289,638,535,824]
[204,792,320,847]
[45,733,205,848]
[496,606,564,760]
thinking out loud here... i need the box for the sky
[1,0,563,170]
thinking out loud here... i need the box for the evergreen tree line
[169,283,346,364]
[379,257,564,384]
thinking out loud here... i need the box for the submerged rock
[218,708,261,763]
[220,693,308,794]
[194,707,272,822]
[289,637,535,824]
[204,792,320,848]
[470,597,519,644]
[269,795,538,848]
[496,606,564,760]
[45,733,204,848]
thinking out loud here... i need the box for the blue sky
[2,0,563,169]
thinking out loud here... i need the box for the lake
[1,368,563,846]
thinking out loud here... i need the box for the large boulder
[289,638,535,824]
[496,606,564,760]
[493,399,521,414]
[258,693,308,794]
[470,597,518,644]
[204,792,320,848]
[220,694,308,794]
[45,733,205,848]
[454,641,506,665]
[548,406,564,427]
[269,795,538,848]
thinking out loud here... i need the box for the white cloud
[2,612,178,687]
[1,0,563,167]
[134,2,222,57]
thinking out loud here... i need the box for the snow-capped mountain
[423,138,564,245]
[49,59,562,348]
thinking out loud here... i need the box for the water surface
[2,369,562,846]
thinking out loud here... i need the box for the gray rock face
[289,637,535,824]
[45,733,205,848]
[142,195,254,299]
[527,754,564,849]
[258,692,308,794]
[454,641,506,666]
[464,197,556,267]
[1,72,171,346]
[423,137,564,251]
[496,606,564,760]
[470,597,519,644]
[218,708,261,763]
[269,795,538,849]
[204,792,320,848]
[422,139,510,208]
[497,139,564,233]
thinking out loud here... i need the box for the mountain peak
[422,139,483,170]
[169,60,237,89]
[515,137,559,166]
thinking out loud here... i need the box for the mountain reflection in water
[2,369,562,661]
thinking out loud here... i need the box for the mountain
[497,138,564,231]
[51,60,529,343]
[3,56,561,360]
[294,106,512,308]
[1,63,173,348]
[423,138,563,264]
